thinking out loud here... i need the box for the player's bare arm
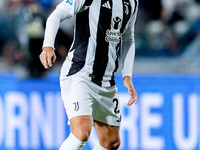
[39,47,56,69]
[123,76,138,106]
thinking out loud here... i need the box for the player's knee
[109,138,121,149]
[102,137,121,149]
[75,129,91,141]
[112,139,121,149]
[72,125,92,141]
[70,116,92,141]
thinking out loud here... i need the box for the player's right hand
[39,47,57,69]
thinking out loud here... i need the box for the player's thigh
[94,120,120,149]
[92,86,121,126]
[60,76,94,141]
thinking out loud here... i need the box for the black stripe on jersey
[67,8,90,76]
[91,0,113,86]
[114,0,132,56]
[83,0,93,6]
[110,54,119,86]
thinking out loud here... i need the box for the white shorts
[60,75,121,126]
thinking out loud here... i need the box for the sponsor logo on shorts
[73,102,79,111]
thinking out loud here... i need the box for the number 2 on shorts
[113,98,120,114]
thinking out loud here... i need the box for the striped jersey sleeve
[120,0,139,78]
[42,0,88,49]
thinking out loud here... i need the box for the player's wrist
[123,76,131,82]
[43,47,54,53]
[123,76,133,88]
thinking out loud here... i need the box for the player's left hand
[123,76,138,106]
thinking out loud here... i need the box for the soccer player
[39,0,139,149]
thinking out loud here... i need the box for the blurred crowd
[0,0,200,77]
[136,0,200,57]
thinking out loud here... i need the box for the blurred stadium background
[0,0,200,150]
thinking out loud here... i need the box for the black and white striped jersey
[43,0,138,87]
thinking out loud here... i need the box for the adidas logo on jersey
[102,1,111,9]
